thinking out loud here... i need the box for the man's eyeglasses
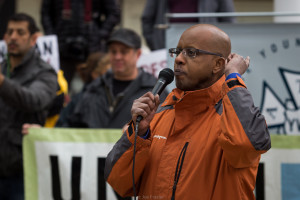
[169,48,223,59]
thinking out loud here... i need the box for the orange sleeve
[218,76,271,168]
[105,122,151,197]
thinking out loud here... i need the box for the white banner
[137,49,167,78]
[35,35,60,72]
[23,128,300,200]
[261,148,300,200]
[23,128,125,200]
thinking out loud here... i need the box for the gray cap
[107,28,141,49]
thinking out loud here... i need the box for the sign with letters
[137,49,167,78]
[23,128,300,200]
[35,35,60,72]
[23,128,123,200]
[166,23,300,135]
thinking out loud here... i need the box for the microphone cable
[131,68,174,199]
[132,118,141,200]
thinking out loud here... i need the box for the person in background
[22,51,111,131]
[76,51,111,85]
[64,28,169,129]
[142,0,236,51]
[55,52,111,127]
[0,13,57,200]
[41,0,120,87]
[105,24,271,200]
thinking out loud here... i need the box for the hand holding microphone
[131,68,174,135]
[131,68,174,199]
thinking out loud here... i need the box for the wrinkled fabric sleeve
[219,76,271,168]
[105,122,151,197]
[0,69,57,113]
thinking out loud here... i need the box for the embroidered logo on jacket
[153,135,167,140]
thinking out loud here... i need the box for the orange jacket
[105,75,271,200]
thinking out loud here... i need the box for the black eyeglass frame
[169,48,223,58]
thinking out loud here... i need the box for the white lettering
[153,135,167,140]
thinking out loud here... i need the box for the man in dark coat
[65,28,169,129]
[0,13,57,200]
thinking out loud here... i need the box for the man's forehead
[7,21,29,30]
[183,26,210,37]
[108,41,133,50]
[177,30,209,48]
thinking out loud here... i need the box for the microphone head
[158,68,174,84]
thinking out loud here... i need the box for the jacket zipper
[171,142,189,200]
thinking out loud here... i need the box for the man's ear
[136,48,142,59]
[212,57,225,74]
[29,32,41,47]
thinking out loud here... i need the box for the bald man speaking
[105,24,271,200]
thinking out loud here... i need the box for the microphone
[136,68,174,122]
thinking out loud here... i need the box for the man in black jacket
[41,0,120,86]
[0,13,57,200]
[65,28,169,129]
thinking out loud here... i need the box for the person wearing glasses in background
[104,24,271,200]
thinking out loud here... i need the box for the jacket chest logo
[153,135,167,140]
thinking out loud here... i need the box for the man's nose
[175,51,186,65]
[114,52,123,59]
[10,31,18,40]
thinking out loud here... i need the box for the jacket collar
[2,48,35,73]
[162,75,225,107]
[12,47,36,70]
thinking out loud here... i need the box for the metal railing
[165,11,300,18]
[154,11,300,29]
